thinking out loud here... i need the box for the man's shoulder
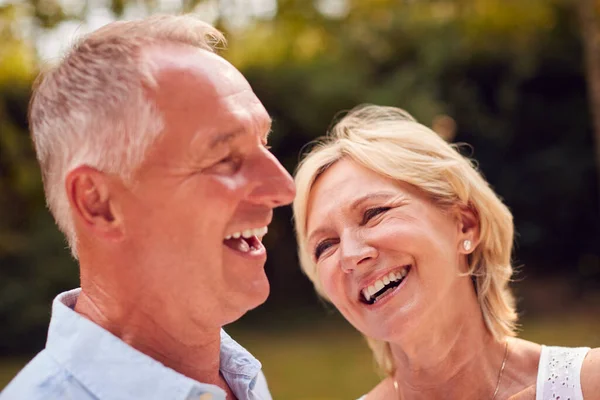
[251,370,272,400]
[0,350,94,400]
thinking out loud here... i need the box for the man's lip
[225,218,272,239]
[222,236,267,260]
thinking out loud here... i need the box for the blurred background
[1,0,600,398]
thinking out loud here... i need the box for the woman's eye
[314,240,336,261]
[362,207,391,224]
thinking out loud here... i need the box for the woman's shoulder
[581,347,600,400]
[509,338,542,362]
[504,338,542,380]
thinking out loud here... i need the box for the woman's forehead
[305,162,402,232]
[308,160,409,207]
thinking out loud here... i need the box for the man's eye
[213,154,242,173]
[362,207,390,224]
[314,239,336,261]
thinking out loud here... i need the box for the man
[1,14,295,400]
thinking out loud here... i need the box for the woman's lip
[357,264,412,293]
[359,266,411,307]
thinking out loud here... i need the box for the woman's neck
[388,295,507,400]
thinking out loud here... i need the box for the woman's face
[305,159,477,342]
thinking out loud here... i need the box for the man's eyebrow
[208,129,245,149]
[209,118,273,149]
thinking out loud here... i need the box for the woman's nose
[339,231,378,273]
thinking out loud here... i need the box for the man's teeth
[362,267,409,303]
[224,226,268,240]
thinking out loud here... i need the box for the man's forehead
[145,44,271,139]
[173,84,272,154]
[145,44,252,98]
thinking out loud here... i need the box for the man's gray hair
[29,15,226,256]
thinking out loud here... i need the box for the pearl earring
[463,240,472,252]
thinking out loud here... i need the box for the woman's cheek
[377,221,420,247]
[319,262,343,302]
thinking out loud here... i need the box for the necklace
[393,339,510,400]
[491,339,509,400]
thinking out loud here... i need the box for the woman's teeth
[362,266,410,304]
[225,226,268,241]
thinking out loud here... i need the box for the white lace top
[536,345,590,400]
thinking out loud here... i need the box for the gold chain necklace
[491,339,509,400]
[393,339,510,400]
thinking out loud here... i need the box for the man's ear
[65,166,124,239]
[456,203,481,254]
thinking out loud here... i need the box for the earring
[463,240,472,252]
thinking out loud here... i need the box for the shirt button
[198,394,213,400]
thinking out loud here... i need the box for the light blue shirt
[1,289,272,400]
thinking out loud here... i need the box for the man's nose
[339,231,378,273]
[246,150,296,208]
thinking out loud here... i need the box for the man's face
[116,46,295,326]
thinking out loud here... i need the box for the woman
[293,105,599,400]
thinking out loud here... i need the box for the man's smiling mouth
[360,265,411,305]
[223,226,268,253]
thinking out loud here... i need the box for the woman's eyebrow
[306,191,399,246]
[307,226,329,249]
[349,191,398,212]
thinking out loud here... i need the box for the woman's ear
[456,203,481,254]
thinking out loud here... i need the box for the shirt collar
[45,288,263,400]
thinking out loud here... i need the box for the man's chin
[222,279,270,324]
[245,278,270,311]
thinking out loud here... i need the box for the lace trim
[536,345,590,400]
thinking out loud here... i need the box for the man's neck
[74,285,231,395]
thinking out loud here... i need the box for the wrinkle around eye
[362,206,391,224]
[206,153,243,175]
[314,239,338,262]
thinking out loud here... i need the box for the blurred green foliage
[0,2,78,354]
[0,0,599,356]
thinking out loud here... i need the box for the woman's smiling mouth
[360,265,411,305]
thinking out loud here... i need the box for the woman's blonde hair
[293,105,517,375]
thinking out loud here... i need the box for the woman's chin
[359,319,415,343]
[354,303,423,343]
